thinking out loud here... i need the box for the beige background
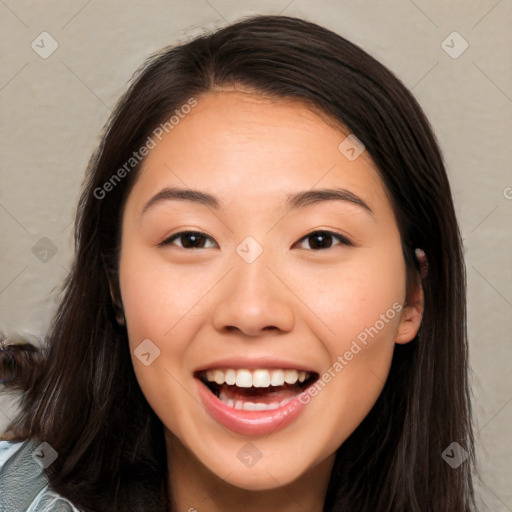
[1,1,511,510]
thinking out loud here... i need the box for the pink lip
[194,356,316,373]
[196,379,310,436]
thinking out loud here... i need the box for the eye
[293,230,353,251]
[158,229,352,251]
[158,231,217,250]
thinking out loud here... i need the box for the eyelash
[158,230,353,251]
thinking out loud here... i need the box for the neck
[165,431,335,512]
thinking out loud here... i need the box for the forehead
[126,90,385,216]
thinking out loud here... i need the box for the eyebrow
[141,186,374,217]
[286,188,373,216]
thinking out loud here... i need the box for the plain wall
[1,1,511,510]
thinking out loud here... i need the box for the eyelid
[293,230,354,250]
[157,230,217,248]
[158,229,354,250]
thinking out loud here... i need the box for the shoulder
[0,439,80,512]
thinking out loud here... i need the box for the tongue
[219,384,299,404]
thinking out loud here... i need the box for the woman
[0,14,476,512]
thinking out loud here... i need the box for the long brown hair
[1,15,475,511]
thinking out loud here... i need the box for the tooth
[213,369,225,385]
[245,402,269,411]
[242,402,256,411]
[252,369,271,387]
[207,367,309,387]
[270,369,285,386]
[235,369,252,388]
[225,369,236,386]
[284,369,299,385]
[218,390,288,411]
[280,397,293,407]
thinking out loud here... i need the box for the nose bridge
[212,234,295,335]
[232,234,279,301]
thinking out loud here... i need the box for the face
[119,90,422,491]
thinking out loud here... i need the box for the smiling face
[118,89,422,492]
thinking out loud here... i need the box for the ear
[108,278,126,326]
[101,251,126,326]
[105,271,125,326]
[395,249,426,344]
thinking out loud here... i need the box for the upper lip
[193,356,319,375]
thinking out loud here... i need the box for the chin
[218,463,306,491]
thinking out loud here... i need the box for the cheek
[119,241,210,344]
[289,246,405,442]
[289,244,406,350]
[118,244,202,438]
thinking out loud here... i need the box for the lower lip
[196,380,309,436]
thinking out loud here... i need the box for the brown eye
[158,231,216,249]
[294,230,352,251]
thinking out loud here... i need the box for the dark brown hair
[1,14,475,511]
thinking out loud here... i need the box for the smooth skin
[118,89,424,512]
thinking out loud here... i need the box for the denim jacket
[0,440,79,512]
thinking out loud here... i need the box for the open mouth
[195,368,319,412]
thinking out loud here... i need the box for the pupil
[183,232,205,249]
[310,231,332,250]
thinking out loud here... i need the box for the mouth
[195,367,320,412]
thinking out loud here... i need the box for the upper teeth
[204,368,309,388]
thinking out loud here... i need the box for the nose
[212,248,295,337]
